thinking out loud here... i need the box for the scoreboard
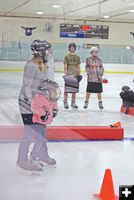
[60,24,109,39]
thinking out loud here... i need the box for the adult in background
[84,47,104,109]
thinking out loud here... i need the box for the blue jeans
[17,123,48,164]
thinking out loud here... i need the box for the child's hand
[40,111,50,121]
[53,109,58,118]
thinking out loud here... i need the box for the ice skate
[30,157,44,169]
[30,156,56,168]
[84,101,89,109]
[16,161,43,175]
[71,102,78,109]
[38,157,56,167]
[98,101,104,109]
[63,101,69,109]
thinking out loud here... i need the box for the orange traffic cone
[110,121,121,128]
[94,169,118,200]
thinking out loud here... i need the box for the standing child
[84,47,104,109]
[31,79,60,166]
[63,43,81,109]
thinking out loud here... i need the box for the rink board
[0,126,124,142]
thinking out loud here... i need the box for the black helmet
[68,42,76,51]
[31,39,52,63]
[121,86,130,92]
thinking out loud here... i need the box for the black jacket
[120,90,134,103]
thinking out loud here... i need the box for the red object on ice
[0,126,124,142]
[121,105,134,116]
[94,169,118,200]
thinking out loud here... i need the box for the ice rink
[0,71,134,200]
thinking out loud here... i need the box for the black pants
[123,101,134,114]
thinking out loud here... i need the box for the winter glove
[74,75,83,82]
[24,97,31,105]
[40,111,50,121]
[53,109,58,118]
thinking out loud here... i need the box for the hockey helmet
[31,39,52,63]
[121,85,130,92]
[90,46,99,54]
[38,79,61,102]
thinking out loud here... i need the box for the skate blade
[16,166,43,175]
[71,107,78,110]
[31,159,56,169]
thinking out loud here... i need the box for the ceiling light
[128,10,134,13]
[103,15,110,19]
[36,11,44,15]
[52,5,61,8]
[126,46,130,50]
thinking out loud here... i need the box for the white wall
[0,16,134,46]
[0,16,134,73]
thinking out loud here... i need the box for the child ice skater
[120,84,134,114]
[17,39,60,175]
[63,42,81,109]
[84,47,104,109]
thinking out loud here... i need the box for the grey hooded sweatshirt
[19,61,47,114]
